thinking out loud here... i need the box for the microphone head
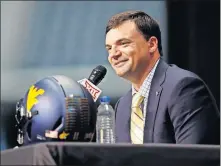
[88,65,107,85]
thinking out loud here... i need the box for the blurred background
[1,1,219,150]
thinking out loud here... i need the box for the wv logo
[59,131,69,140]
[27,85,45,112]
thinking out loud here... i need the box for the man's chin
[116,72,125,77]
[113,64,131,77]
[115,69,128,77]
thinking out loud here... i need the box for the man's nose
[109,47,121,60]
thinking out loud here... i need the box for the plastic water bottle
[96,96,115,143]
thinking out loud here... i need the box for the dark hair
[106,10,163,56]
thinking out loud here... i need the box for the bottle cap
[100,96,111,103]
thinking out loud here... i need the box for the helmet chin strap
[15,98,26,146]
[15,98,39,146]
[17,129,24,145]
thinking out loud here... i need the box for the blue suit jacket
[115,58,220,144]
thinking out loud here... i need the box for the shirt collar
[132,58,160,96]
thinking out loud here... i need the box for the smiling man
[105,10,220,144]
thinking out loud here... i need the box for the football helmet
[15,75,97,146]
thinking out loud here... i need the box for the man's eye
[120,41,129,45]
[106,47,111,51]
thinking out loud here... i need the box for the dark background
[1,0,220,150]
[167,0,220,110]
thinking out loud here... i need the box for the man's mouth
[114,60,128,67]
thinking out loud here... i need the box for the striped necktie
[130,93,144,144]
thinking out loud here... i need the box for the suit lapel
[144,58,168,142]
[116,89,132,142]
[125,91,132,142]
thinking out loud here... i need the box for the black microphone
[78,65,107,102]
[88,65,107,86]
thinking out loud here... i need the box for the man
[105,10,220,144]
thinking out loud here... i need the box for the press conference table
[1,142,220,166]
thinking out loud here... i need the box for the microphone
[78,65,107,102]
[88,65,107,85]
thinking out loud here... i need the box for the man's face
[105,21,150,78]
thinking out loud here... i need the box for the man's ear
[148,36,158,53]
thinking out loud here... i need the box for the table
[1,142,220,166]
